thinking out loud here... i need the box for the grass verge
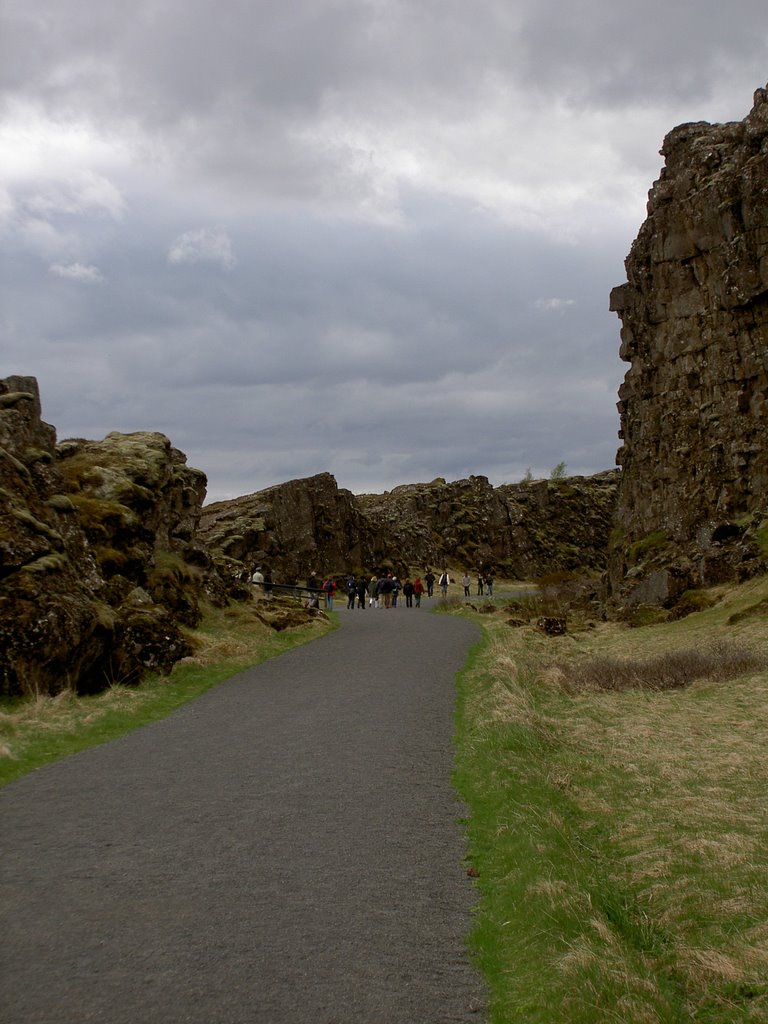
[454,576,768,1023]
[0,601,334,787]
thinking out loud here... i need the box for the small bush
[504,596,542,621]
[554,641,768,693]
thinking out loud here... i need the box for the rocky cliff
[0,376,212,697]
[200,470,619,583]
[608,84,768,607]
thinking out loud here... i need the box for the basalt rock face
[199,470,619,582]
[608,85,768,607]
[0,376,208,697]
[359,472,619,578]
[200,473,375,582]
[56,431,210,623]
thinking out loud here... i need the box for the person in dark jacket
[356,576,368,609]
[306,571,319,608]
[402,578,414,607]
[378,574,394,608]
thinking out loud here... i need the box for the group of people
[460,572,495,597]
[301,568,494,610]
[252,566,495,609]
[307,571,431,610]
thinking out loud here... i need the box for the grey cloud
[49,261,103,282]
[2,0,763,503]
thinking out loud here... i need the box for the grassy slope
[455,576,768,1023]
[0,602,335,787]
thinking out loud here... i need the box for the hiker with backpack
[322,577,337,610]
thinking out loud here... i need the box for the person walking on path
[369,574,379,608]
[425,570,435,598]
[346,575,357,609]
[413,576,425,607]
[402,578,414,607]
[356,576,368,609]
[391,576,401,607]
[306,570,319,608]
[476,573,484,596]
[439,570,450,598]
[485,574,494,597]
[379,573,394,609]
[461,573,471,597]
[251,566,264,594]
[322,576,337,610]
[0,610,484,1024]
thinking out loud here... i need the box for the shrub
[553,641,768,693]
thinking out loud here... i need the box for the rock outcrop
[56,431,209,624]
[0,377,206,697]
[201,473,374,583]
[608,85,768,607]
[199,470,619,583]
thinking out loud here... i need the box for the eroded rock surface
[608,85,768,606]
[0,378,205,696]
[200,470,619,583]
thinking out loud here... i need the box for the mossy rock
[46,494,77,513]
[10,509,64,548]
[70,494,138,537]
[669,589,717,620]
[19,553,69,574]
[0,391,36,409]
[754,520,768,557]
[623,604,670,628]
[23,447,53,465]
[627,531,669,564]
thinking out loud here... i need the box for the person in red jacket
[322,577,337,610]
[413,576,425,608]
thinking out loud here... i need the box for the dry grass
[459,574,768,1022]
[553,640,768,692]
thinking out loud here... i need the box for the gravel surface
[1,605,486,1023]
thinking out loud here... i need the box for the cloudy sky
[2,1,766,502]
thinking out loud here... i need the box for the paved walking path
[1,605,485,1023]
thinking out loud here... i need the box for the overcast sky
[2,1,766,502]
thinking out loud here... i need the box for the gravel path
[1,605,485,1023]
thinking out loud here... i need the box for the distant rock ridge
[199,469,619,583]
[0,373,619,696]
[608,84,768,606]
